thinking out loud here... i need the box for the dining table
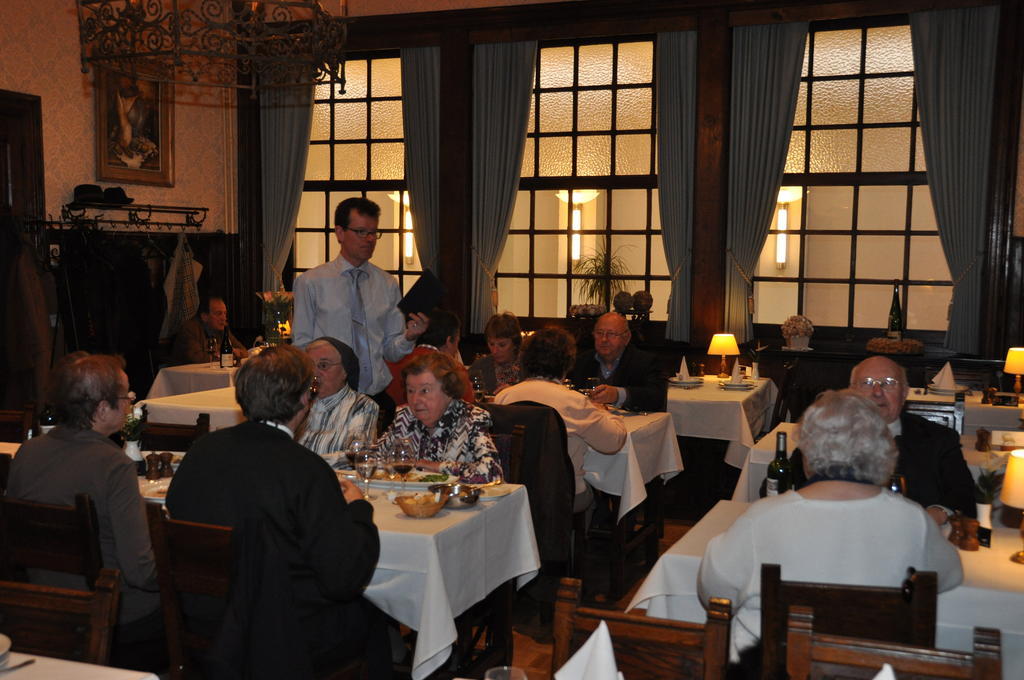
[137,386,243,430]
[627,499,1024,680]
[0,652,158,679]
[906,389,1022,436]
[666,377,779,468]
[0,441,20,456]
[362,484,539,680]
[583,410,683,521]
[731,423,1007,503]
[146,363,239,399]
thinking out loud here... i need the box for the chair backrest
[552,577,732,680]
[0,493,104,589]
[146,502,233,680]
[761,563,938,680]
[0,453,10,495]
[490,423,525,483]
[904,393,965,434]
[0,404,33,443]
[482,401,575,563]
[769,358,801,430]
[140,411,211,451]
[786,605,1001,680]
[0,567,120,664]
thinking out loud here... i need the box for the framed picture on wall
[94,68,174,187]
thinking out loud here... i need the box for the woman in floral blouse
[378,352,502,484]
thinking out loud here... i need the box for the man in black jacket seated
[569,312,667,412]
[785,356,976,524]
[166,344,391,678]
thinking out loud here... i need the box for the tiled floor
[508,518,694,680]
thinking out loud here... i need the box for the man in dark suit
[786,356,976,524]
[569,312,667,412]
[166,344,390,677]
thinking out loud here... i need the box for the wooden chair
[0,404,33,443]
[140,410,211,451]
[768,358,801,430]
[146,504,362,680]
[905,392,966,434]
[552,577,732,680]
[761,563,938,680]
[786,605,1001,680]
[0,493,104,589]
[0,568,121,664]
[0,453,11,495]
[490,423,525,483]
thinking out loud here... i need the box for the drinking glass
[345,439,364,470]
[585,376,601,398]
[484,667,527,680]
[889,473,907,495]
[383,447,399,495]
[206,336,217,367]
[353,451,377,500]
[392,437,415,495]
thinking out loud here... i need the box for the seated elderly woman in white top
[697,389,962,665]
[494,326,626,512]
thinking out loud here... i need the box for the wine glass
[382,446,399,496]
[584,376,601,398]
[345,439,364,470]
[889,473,908,495]
[392,437,415,495]
[353,451,377,500]
[484,667,527,680]
[206,336,217,367]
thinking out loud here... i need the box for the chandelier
[76,0,348,92]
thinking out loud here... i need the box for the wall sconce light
[388,191,415,266]
[557,189,601,262]
[774,187,801,270]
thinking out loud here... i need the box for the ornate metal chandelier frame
[76,0,348,91]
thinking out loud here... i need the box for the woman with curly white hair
[697,389,962,666]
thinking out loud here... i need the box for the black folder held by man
[398,269,445,316]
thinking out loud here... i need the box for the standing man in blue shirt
[293,197,428,427]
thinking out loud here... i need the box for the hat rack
[57,201,209,231]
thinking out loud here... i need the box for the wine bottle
[887,280,903,340]
[38,403,57,436]
[220,327,234,368]
[765,431,792,496]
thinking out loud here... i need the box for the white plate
[668,378,703,386]
[928,384,968,395]
[338,470,459,490]
[782,346,813,352]
[138,477,171,502]
[719,381,755,391]
[478,483,515,500]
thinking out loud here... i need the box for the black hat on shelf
[103,186,134,205]
[72,184,104,204]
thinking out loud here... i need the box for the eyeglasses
[853,377,902,392]
[314,360,342,372]
[345,227,382,241]
[593,330,627,339]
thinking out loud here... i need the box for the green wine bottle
[887,280,903,340]
[765,431,792,496]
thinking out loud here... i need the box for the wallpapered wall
[0,0,235,233]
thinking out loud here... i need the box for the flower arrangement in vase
[781,315,814,350]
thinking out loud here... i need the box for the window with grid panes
[497,39,670,321]
[752,19,951,335]
[293,53,422,293]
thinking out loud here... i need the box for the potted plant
[572,243,630,312]
[781,315,814,350]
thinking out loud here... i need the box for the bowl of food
[395,491,449,518]
[431,482,480,508]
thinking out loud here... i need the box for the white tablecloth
[906,390,1022,436]
[365,486,540,680]
[147,363,239,399]
[137,387,244,431]
[0,441,20,455]
[667,378,778,468]
[733,426,1008,503]
[628,500,1023,680]
[0,653,157,679]
[583,411,683,520]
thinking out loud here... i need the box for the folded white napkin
[554,620,624,680]
[676,358,691,381]
[931,362,955,390]
[872,663,896,680]
[730,360,743,384]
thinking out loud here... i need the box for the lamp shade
[1001,450,1024,509]
[708,333,740,356]
[1005,348,1024,375]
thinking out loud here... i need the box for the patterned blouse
[468,354,522,394]
[377,399,502,483]
[297,385,379,461]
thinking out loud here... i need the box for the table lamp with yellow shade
[707,333,740,378]
[1004,348,1024,395]
[1000,449,1024,564]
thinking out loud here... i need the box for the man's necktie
[347,268,372,393]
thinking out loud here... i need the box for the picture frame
[94,68,174,187]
